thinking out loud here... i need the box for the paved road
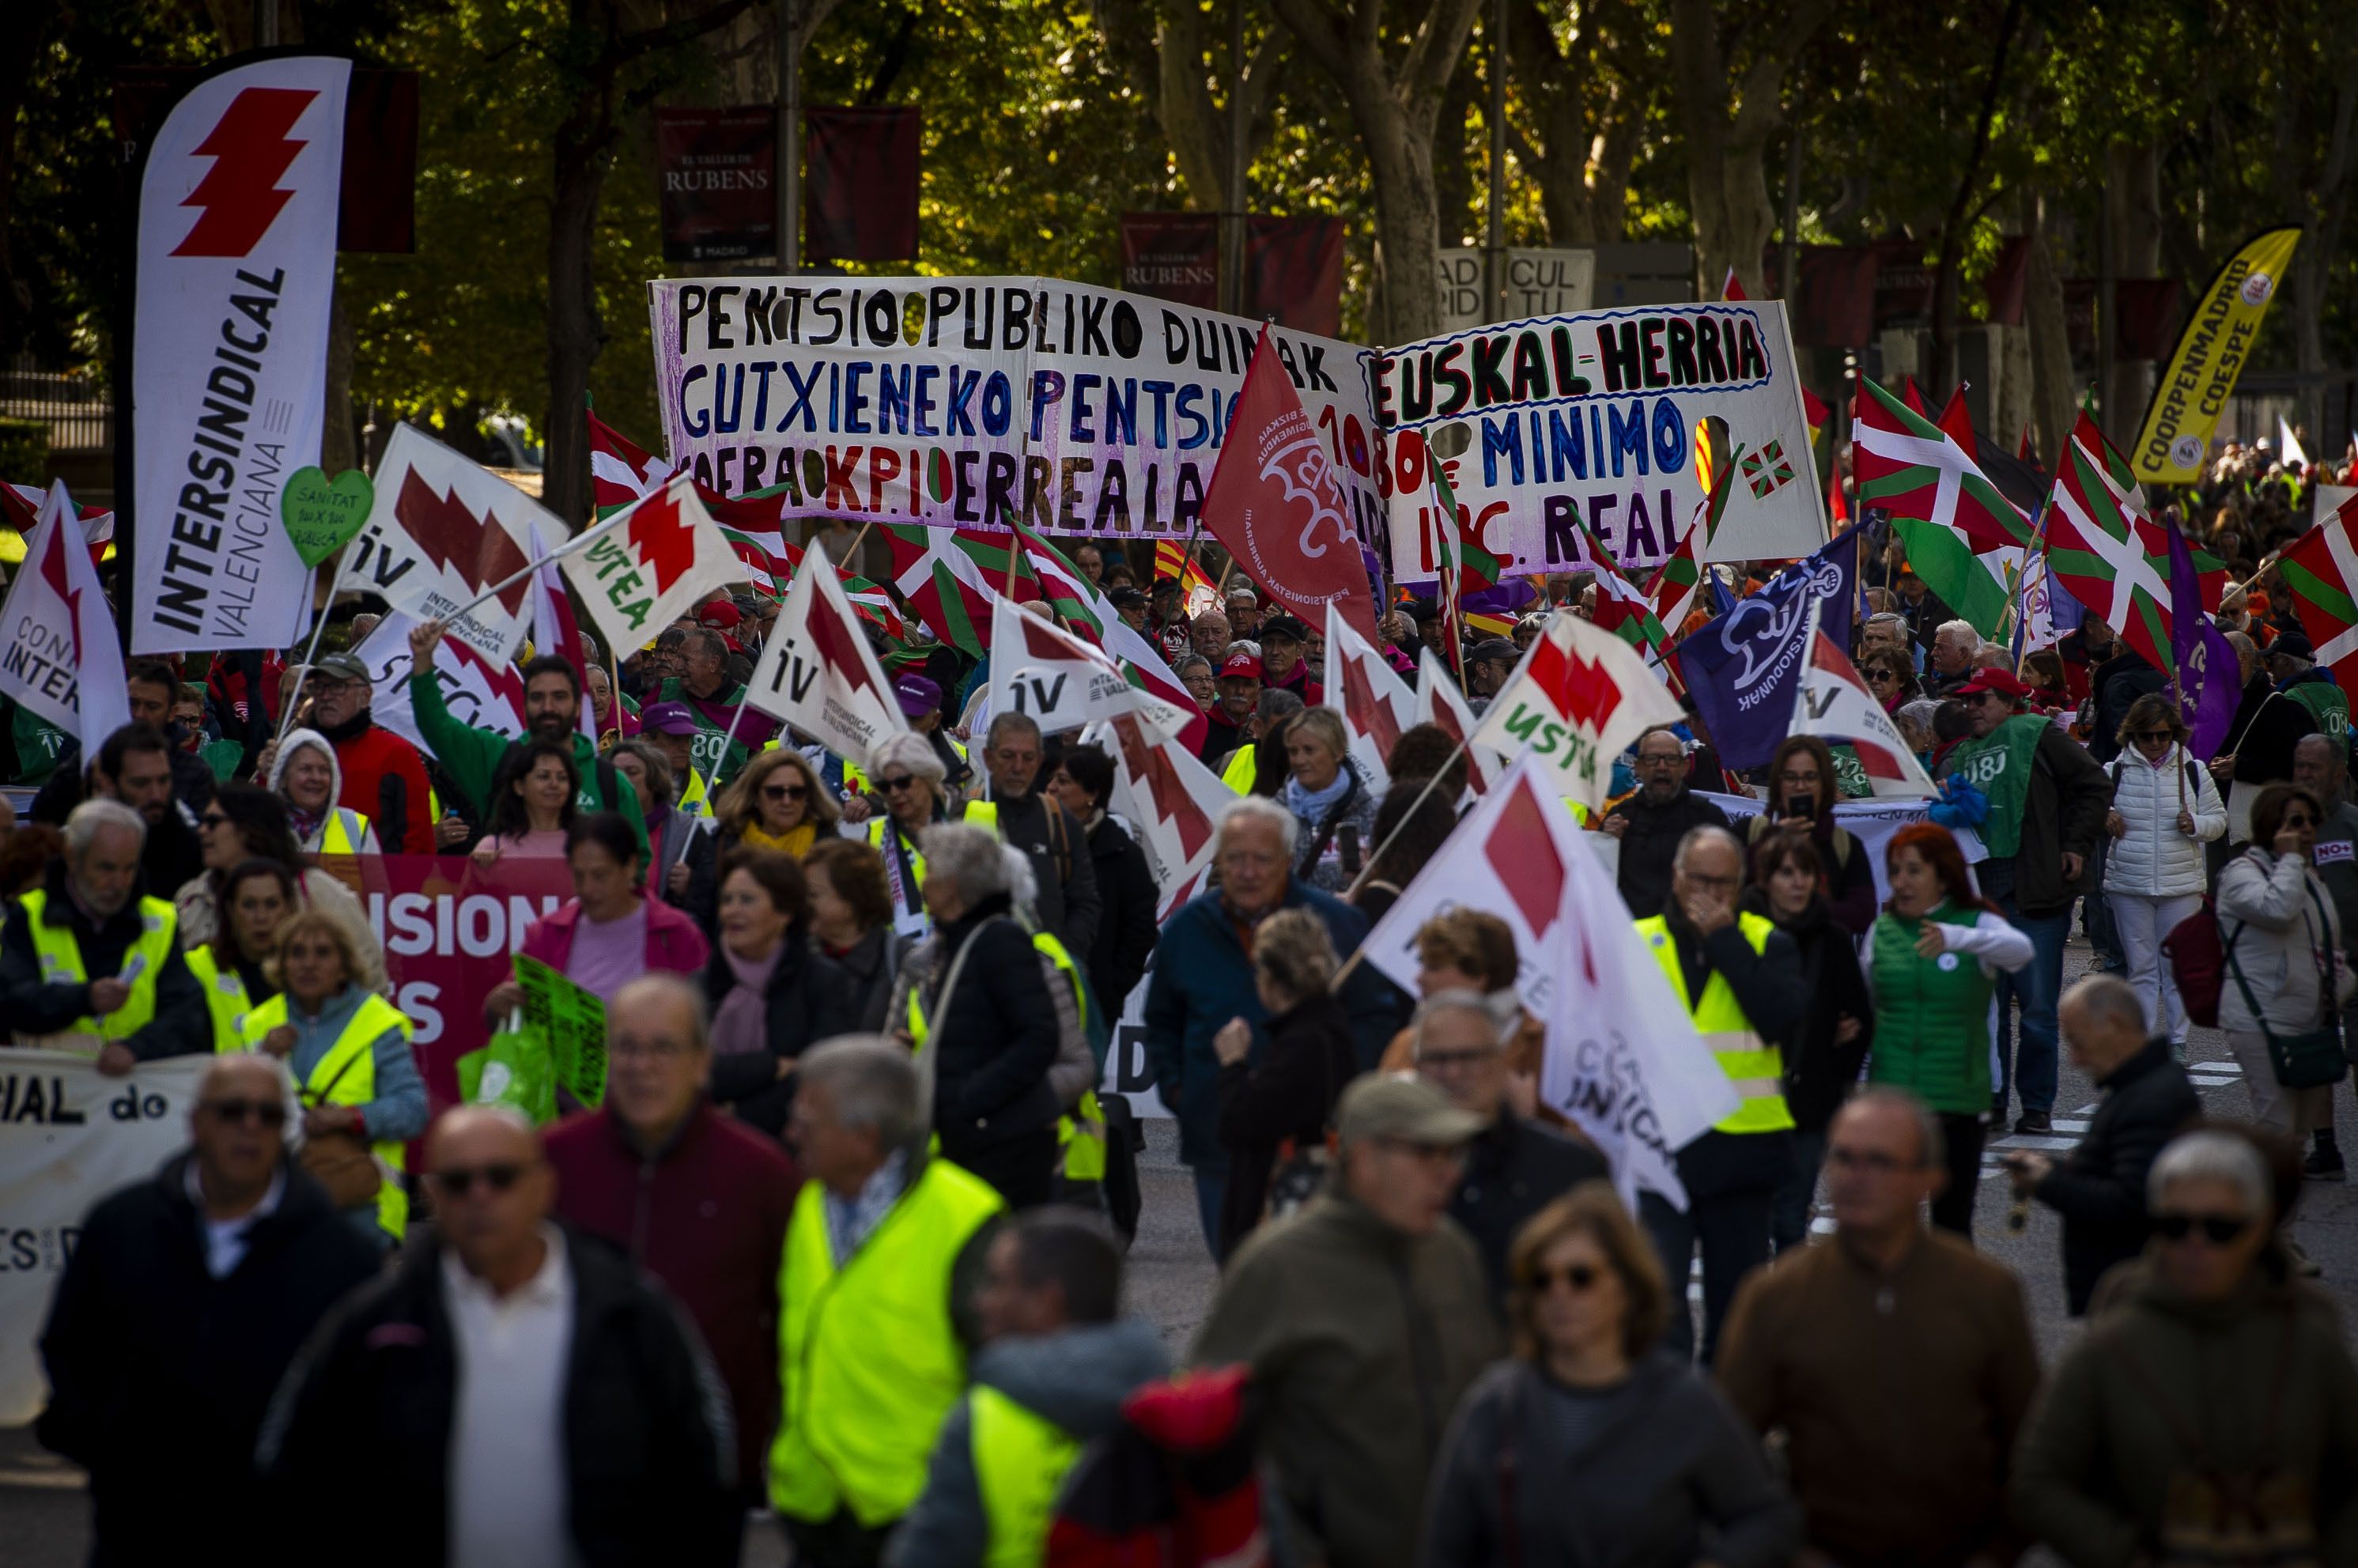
[10,939,2358,1562]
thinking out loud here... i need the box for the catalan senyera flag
[2130,226,2302,485]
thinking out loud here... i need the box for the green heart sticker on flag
[279,467,375,569]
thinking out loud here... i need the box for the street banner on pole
[2130,227,2302,485]
[132,55,350,653]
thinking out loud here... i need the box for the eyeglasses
[198,1098,287,1128]
[1528,1263,1604,1294]
[763,783,810,801]
[432,1162,529,1197]
[1776,769,1822,784]
[200,813,231,830]
[2133,728,2175,742]
[610,1037,692,1062]
[1865,669,1899,683]
[2152,1211,2250,1245]
[878,774,920,792]
[1415,1048,1497,1071]
[1636,752,1684,768]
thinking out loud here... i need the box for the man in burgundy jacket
[546,972,802,1493]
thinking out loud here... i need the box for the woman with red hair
[1863,823,2033,1237]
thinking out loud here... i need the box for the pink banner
[323,854,577,1112]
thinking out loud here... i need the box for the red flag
[1937,387,1977,448]
[2017,425,2035,465]
[1200,325,1379,642]
[1903,378,1929,417]
[1721,266,1748,302]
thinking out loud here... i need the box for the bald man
[263,1107,742,1566]
[40,1055,380,1562]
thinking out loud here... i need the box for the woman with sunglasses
[854,731,954,939]
[178,782,385,992]
[1859,652,1921,714]
[683,747,839,936]
[2100,693,2226,1056]
[236,909,428,1245]
[2216,784,2353,1150]
[1865,822,2033,1237]
[2014,1129,2358,1562]
[1423,1185,1800,1568]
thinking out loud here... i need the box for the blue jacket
[1144,879,1404,1169]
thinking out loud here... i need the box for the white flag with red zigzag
[560,472,742,657]
[1471,613,1683,814]
[1412,648,1501,795]
[0,482,130,755]
[986,598,1193,740]
[1094,712,1234,920]
[743,552,909,766]
[1362,755,1737,1206]
[1322,601,1417,793]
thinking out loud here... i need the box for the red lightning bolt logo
[1113,716,1214,861]
[395,471,534,616]
[627,492,703,596]
[1337,646,1403,758]
[1525,636,1623,734]
[171,87,319,258]
[40,523,83,671]
[803,576,884,702]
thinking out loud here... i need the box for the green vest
[1866,901,2001,1115]
[2286,680,2349,746]
[183,946,257,1048]
[14,891,178,1052]
[970,1385,1083,1568]
[660,678,755,784]
[1633,911,1793,1135]
[1944,714,2048,858]
[770,1159,1006,1527]
[234,990,414,1239]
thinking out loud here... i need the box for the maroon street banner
[806,105,920,262]
[1247,214,1346,338]
[334,853,578,1113]
[654,106,777,263]
[2113,278,2187,361]
[1119,212,1221,310]
[1762,246,1879,347]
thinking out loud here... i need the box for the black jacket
[1214,989,1358,1256]
[986,789,1102,960]
[921,892,1063,1157]
[38,1154,381,1564]
[1608,790,1734,919]
[821,923,913,1036]
[1739,888,1875,1135]
[2006,723,2113,916]
[0,857,211,1059]
[259,1226,739,1568]
[2088,651,2164,764]
[697,929,855,1137]
[1449,1113,1611,1309]
[1085,813,1158,1010]
[2033,1036,2201,1315]
[2226,674,2316,800]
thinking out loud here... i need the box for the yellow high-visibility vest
[1633,911,1794,1135]
[308,807,373,856]
[234,990,416,1238]
[971,1385,1083,1568]
[1221,746,1256,794]
[183,946,257,1048]
[14,890,178,1054]
[769,1159,1005,1527]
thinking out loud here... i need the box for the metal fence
[0,355,112,453]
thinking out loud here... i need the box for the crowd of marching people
[12,494,2358,1568]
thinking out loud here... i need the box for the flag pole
[275,549,357,742]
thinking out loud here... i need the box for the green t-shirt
[1944,714,2049,858]
[2285,680,2349,748]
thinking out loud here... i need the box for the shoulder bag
[2223,877,2345,1090]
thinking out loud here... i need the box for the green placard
[513,954,609,1107]
[279,466,375,569]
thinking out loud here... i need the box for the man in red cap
[1197,651,1262,767]
[1944,667,2110,1135]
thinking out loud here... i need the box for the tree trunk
[2284,86,2353,449]
[323,286,356,474]
[1432,69,1477,248]
[545,100,610,527]
[1667,0,1829,299]
[2104,142,2162,448]
[1269,0,1487,345]
[1092,0,1281,212]
[2024,194,2074,468]
[1505,0,1648,249]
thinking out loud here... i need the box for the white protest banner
[987,597,1192,739]
[353,608,530,755]
[1323,600,1416,794]
[342,425,552,664]
[133,57,350,652]
[1471,611,1683,814]
[1702,792,1987,903]
[559,471,744,655]
[1362,758,1737,1206]
[744,552,909,765]
[645,276,1381,542]
[0,484,132,756]
[1100,972,1171,1120]
[0,1053,220,1421]
[1377,300,1823,583]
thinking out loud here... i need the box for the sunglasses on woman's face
[1866,669,1898,684]
[763,783,809,802]
[2152,1211,2250,1245]
[1528,1263,1604,1294]
[878,775,919,793]
[2133,728,2174,742]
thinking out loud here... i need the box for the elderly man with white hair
[1927,618,1981,697]
[0,797,210,1067]
[1145,795,1405,1259]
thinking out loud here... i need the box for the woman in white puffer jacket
[2101,693,2226,1050]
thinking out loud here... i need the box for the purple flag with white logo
[2166,517,2237,760]
[1676,530,1861,769]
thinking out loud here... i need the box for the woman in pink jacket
[484,812,709,1021]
